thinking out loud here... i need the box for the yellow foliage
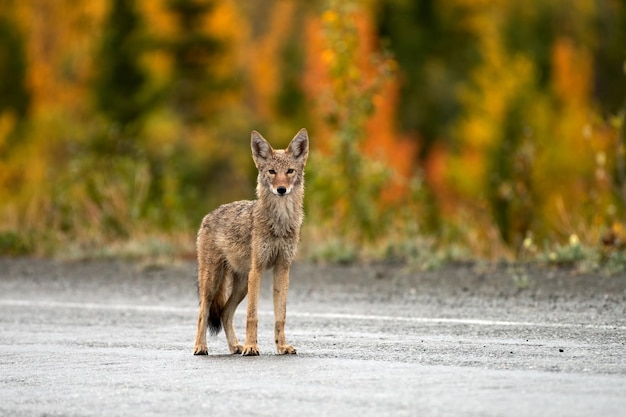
[453,14,538,204]
[551,37,593,106]
[0,0,623,260]
[140,0,177,37]
[0,112,16,150]
[246,1,295,119]
[203,0,245,76]
[18,0,106,116]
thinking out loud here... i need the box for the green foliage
[375,0,479,158]
[612,109,626,212]
[374,0,481,236]
[0,11,30,123]
[601,250,626,275]
[93,0,152,135]
[544,235,589,267]
[307,0,394,245]
[274,17,307,127]
[0,231,33,256]
[535,233,626,274]
[48,155,153,239]
[165,0,233,124]
[486,100,536,245]
[307,238,358,265]
[1,0,626,268]
[0,5,30,154]
[85,0,246,257]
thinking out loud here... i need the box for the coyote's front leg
[273,262,296,355]
[242,264,262,356]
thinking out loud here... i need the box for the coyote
[193,128,309,356]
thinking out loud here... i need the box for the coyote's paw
[193,345,208,355]
[229,344,244,354]
[277,344,297,355]
[242,345,260,356]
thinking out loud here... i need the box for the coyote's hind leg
[221,271,248,354]
[193,259,224,355]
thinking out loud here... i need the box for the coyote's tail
[208,299,223,336]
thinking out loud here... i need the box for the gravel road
[1,258,625,416]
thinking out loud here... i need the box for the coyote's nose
[277,186,287,195]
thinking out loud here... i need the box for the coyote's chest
[252,206,301,268]
[254,196,302,238]
[253,234,298,269]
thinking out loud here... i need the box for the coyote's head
[251,128,309,198]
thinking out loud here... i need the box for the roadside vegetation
[1,0,625,273]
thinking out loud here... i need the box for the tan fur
[193,128,309,356]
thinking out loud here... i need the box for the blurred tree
[305,0,394,244]
[506,0,625,117]
[375,0,479,161]
[236,0,310,139]
[273,10,308,131]
[0,7,30,140]
[486,101,535,245]
[374,0,480,234]
[451,3,546,247]
[592,0,626,115]
[2,0,626,258]
[164,0,232,124]
[275,33,305,116]
[93,0,152,154]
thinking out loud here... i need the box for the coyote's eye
[287,169,295,174]
[268,169,276,175]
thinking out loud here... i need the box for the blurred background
[0,0,625,268]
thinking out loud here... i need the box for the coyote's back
[194,128,309,356]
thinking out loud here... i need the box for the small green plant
[545,234,588,267]
[307,238,358,265]
[0,231,32,256]
[508,265,531,289]
[381,237,442,271]
[601,250,626,274]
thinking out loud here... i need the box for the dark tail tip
[208,301,222,336]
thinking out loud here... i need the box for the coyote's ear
[251,130,273,166]
[287,128,309,161]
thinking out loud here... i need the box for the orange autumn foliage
[303,7,416,189]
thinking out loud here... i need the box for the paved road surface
[1,259,625,416]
